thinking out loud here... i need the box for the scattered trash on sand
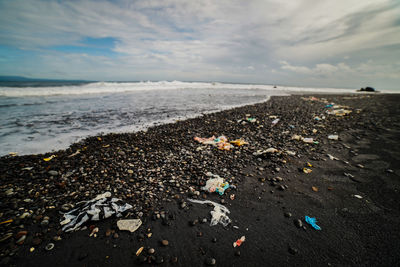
[253,147,279,156]
[117,219,142,232]
[233,236,245,247]
[230,139,248,146]
[188,199,231,226]
[43,155,56,161]
[136,246,144,256]
[60,192,133,232]
[303,168,312,174]
[271,118,280,126]
[305,216,321,230]
[202,173,230,195]
[327,154,339,160]
[326,109,352,116]
[328,135,339,140]
[194,136,248,150]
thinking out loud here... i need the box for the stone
[117,219,142,232]
[32,237,42,245]
[45,243,55,251]
[234,250,241,256]
[284,212,292,218]
[294,219,303,228]
[205,257,216,266]
[48,170,59,176]
[148,248,155,254]
[288,246,298,255]
[161,239,169,246]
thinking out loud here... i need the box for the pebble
[189,219,198,226]
[113,233,119,239]
[155,256,164,264]
[0,233,13,243]
[32,237,42,245]
[16,235,26,245]
[48,170,58,176]
[294,219,303,228]
[197,231,203,237]
[161,239,169,246]
[288,246,298,255]
[234,250,241,256]
[45,243,55,251]
[205,258,216,266]
[284,212,292,218]
[212,237,217,243]
[170,256,178,263]
[148,248,155,254]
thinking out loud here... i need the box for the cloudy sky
[0,0,399,89]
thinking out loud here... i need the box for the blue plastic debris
[305,216,321,230]
[325,104,333,108]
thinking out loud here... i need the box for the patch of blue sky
[50,37,120,57]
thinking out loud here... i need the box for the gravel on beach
[0,94,399,266]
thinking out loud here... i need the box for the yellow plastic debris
[30,247,35,252]
[102,144,110,148]
[136,246,144,256]
[43,155,56,161]
[97,137,102,141]
[307,162,313,167]
[303,168,312,174]
[9,152,18,156]
[0,219,13,225]
[230,139,248,146]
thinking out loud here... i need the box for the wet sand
[1,93,399,266]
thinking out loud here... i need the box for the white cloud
[0,0,399,89]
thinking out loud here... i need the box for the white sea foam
[0,81,359,97]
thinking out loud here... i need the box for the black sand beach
[1,94,399,266]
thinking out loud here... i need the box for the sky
[0,0,399,90]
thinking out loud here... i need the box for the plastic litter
[194,135,233,150]
[233,236,245,247]
[305,216,321,230]
[0,219,13,225]
[353,194,363,199]
[8,152,18,156]
[230,139,248,146]
[271,118,280,126]
[188,199,231,226]
[328,135,339,140]
[253,147,279,156]
[327,154,339,160]
[303,168,312,174]
[117,219,142,232]
[246,117,256,123]
[60,192,132,232]
[202,173,230,195]
[43,155,56,161]
[302,138,314,143]
[326,109,352,116]
[136,246,144,256]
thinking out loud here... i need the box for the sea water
[0,81,357,156]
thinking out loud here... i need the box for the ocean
[0,81,358,156]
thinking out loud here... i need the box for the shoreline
[1,93,399,266]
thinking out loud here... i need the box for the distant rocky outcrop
[358,86,376,92]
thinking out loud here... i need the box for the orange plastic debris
[233,236,246,247]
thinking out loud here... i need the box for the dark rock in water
[359,87,376,92]
[294,219,303,228]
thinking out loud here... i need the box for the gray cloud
[0,0,399,89]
